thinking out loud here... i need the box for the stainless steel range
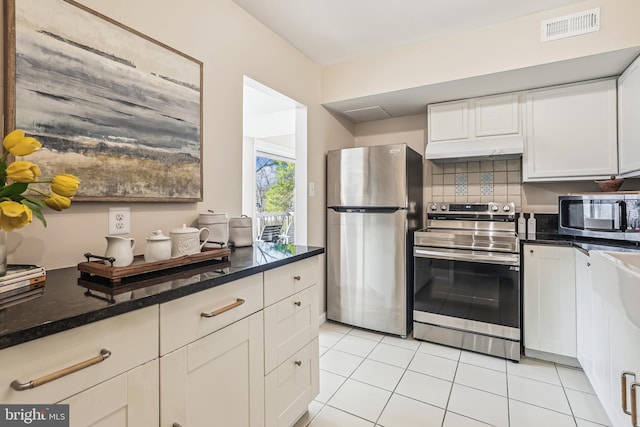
[413,202,521,361]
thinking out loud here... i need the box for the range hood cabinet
[425,136,524,163]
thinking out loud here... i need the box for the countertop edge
[0,246,324,350]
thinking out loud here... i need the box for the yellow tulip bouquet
[0,129,80,231]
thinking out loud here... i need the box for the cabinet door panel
[264,284,319,374]
[475,94,520,137]
[523,79,617,181]
[160,312,264,427]
[618,55,640,177]
[575,250,593,373]
[523,245,576,358]
[265,338,319,427]
[428,101,469,142]
[61,359,159,427]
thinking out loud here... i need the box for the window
[242,77,307,245]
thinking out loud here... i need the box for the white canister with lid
[144,230,172,262]
[198,211,229,247]
[229,215,253,247]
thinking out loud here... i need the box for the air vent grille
[541,8,600,42]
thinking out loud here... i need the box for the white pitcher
[104,235,135,267]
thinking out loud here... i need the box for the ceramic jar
[144,230,172,262]
[229,215,253,247]
[198,211,229,247]
[170,224,210,257]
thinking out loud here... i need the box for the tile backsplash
[431,159,522,209]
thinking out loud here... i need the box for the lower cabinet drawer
[0,306,158,405]
[264,284,319,374]
[264,256,321,307]
[265,338,319,427]
[160,273,263,355]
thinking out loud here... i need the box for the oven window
[414,257,519,328]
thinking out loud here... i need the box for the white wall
[0,0,354,269]
[322,0,640,103]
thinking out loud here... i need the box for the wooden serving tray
[78,247,231,285]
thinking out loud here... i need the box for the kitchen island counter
[0,242,324,350]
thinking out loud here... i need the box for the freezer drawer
[326,208,410,336]
[327,145,409,208]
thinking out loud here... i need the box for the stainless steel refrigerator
[326,144,423,337]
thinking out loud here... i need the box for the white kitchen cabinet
[263,258,321,427]
[61,359,159,427]
[523,244,577,362]
[428,100,469,142]
[575,249,593,374]
[160,311,265,427]
[474,94,520,137]
[523,79,618,181]
[588,251,640,427]
[428,93,520,143]
[618,54,640,178]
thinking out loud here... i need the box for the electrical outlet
[108,207,130,235]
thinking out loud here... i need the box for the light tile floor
[294,321,612,427]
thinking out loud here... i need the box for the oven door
[413,246,520,340]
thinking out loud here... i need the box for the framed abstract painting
[4,0,203,202]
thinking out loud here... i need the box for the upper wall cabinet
[426,94,523,161]
[618,54,640,178]
[523,79,618,182]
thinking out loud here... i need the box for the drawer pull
[10,348,111,391]
[632,382,639,427]
[294,360,302,367]
[201,298,245,318]
[172,424,182,427]
[623,371,636,415]
[294,301,302,307]
[293,275,301,281]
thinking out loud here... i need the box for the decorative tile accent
[455,173,467,195]
[481,172,493,196]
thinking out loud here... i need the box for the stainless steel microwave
[558,193,640,241]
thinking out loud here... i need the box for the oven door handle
[414,248,519,266]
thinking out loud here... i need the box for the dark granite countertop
[0,242,324,350]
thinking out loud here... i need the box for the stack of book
[0,264,46,309]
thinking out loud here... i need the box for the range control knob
[429,204,438,211]
[503,205,511,212]
[440,204,447,211]
[490,204,499,212]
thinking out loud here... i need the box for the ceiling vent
[342,106,391,122]
[541,8,600,42]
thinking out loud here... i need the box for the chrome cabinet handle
[623,372,636,415]
[201,298,245,318]
[294,360,302,367]
[173,424,182,427]
[632,382,639,427]
[11,349,111,391]
[294,301,302,307]
[293,275,301,281]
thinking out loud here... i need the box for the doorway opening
[242,77,307,245]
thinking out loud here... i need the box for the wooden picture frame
[3,0,203,202]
